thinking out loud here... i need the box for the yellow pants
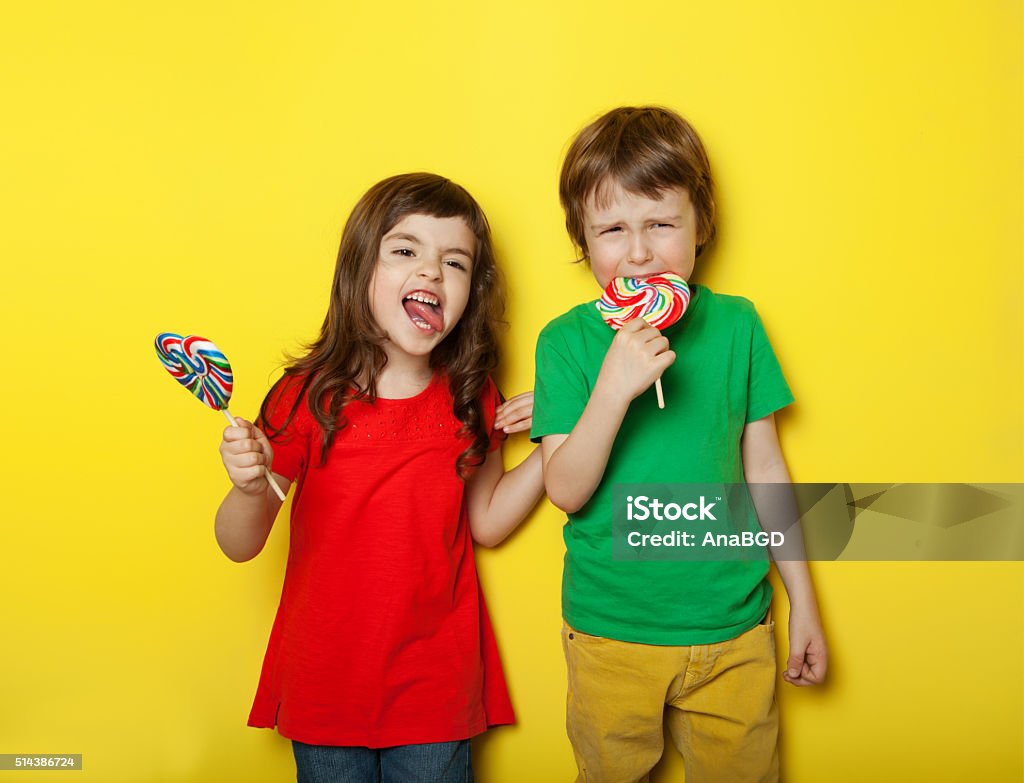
[561,618,779,783]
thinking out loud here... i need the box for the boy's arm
[742,413,828,687]
[542,318,675,513]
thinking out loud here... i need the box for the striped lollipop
[155,332,287,501]
[596,273,691,409]
[155,333,234,410]
[596,273,691,330]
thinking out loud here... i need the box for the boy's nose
[627,235,653,264]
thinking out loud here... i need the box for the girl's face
[369,213,476,365]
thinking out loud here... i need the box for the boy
[532,106,827,783]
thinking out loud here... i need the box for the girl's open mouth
[402,291,444,332]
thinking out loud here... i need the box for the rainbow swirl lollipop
[595,273,691,409]
[596,273,691,330]
[155,333,234,410]
[155,332,286,501]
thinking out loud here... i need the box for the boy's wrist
[590,378,632,418]
[784,587,821,617]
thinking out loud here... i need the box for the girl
[215,173,543,783]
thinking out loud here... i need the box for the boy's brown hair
[559,106,717,262]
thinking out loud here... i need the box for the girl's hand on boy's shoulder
[494,391,534,434]
[220,418,275,495]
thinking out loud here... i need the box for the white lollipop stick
[222,408,287,502]
[655,378,665,409]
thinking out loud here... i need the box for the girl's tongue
[402,298,444,332]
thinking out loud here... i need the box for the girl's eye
[444,259,467,271]
[393,248,414,257]
[652,223,673,229]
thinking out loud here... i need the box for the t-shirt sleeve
[481,376,506,453]
[531,321,590,442]
[257,374,311,481]
[745,308,794,423]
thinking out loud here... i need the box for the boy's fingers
[620,317,647,332]
[803,666,823,685]
[621,320,654,339]
[785,664,823,687]
[643,337,671,358]
[786,652,805,680]
[805,653,827,683]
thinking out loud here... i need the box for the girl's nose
[417,255,443,281]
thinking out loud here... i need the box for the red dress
[247,373,514,747]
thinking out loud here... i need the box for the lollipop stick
[222,408,288,502]
[655,378,665,409]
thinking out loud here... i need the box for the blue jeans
[292,740,474,783]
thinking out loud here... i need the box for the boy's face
[582,182,700,291]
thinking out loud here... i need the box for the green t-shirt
[531,285,794,645]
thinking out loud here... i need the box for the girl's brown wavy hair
[259,173,505,479]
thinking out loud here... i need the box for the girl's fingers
[223,425,251,442]
[501,418,533,434]
[502,390,534,404]
[253,428,273,451]
[226,453,265,475]
[224,438,262,456]
[497,398,532,419]
[242,452,265,467]
[495,394,535,430]
[238,465,266,483]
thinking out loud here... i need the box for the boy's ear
[696,222,716,254]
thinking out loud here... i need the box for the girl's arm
[465,446,544,547]
[742,413,828,687]
[215,418,292,562]
[465,391,545,547]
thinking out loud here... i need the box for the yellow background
[2,1,1022,780]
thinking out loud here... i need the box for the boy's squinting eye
[600,227,622,235]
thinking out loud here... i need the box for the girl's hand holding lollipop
[155,333,287,501]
